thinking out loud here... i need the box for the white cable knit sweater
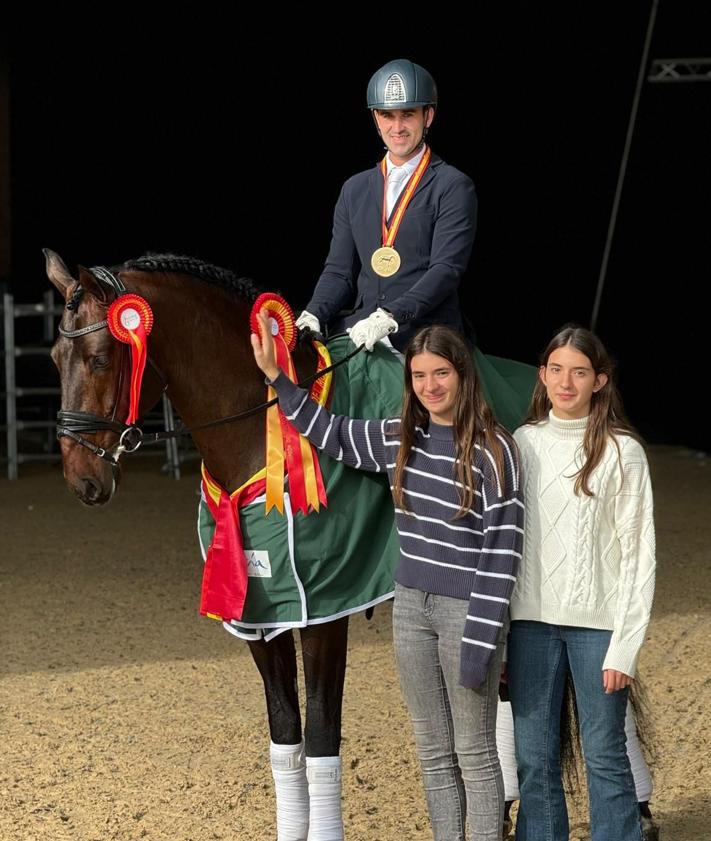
[511,412,656,676]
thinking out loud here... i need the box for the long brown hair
[391,325,511,517]
[527,324,639,496]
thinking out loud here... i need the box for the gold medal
[371,246,401,278]
[374,146,431,279]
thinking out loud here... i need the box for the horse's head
[46,250,138,505]
[48,248,287,499]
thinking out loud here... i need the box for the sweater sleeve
[270,371,394,473]
[460,435,524,688]
[602,438,656,677]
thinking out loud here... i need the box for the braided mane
[118,254,260,302]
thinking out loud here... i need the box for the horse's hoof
[641,813,660,841]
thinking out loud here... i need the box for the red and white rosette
[107,294,154,425]
[250,293,327,516]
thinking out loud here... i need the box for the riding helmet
[366,59,438,110]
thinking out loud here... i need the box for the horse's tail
[561,672,582,794]
[560,674,655,797]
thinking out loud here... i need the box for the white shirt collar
[385,144,427,176]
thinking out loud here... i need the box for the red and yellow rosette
[251,293,328,516]
[107,294,154,425]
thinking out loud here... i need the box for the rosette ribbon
[250,293,328,516]
[199,465,266,622]
[107,294,154,425]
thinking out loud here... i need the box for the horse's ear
[44,248,76,298]
[77,266,111,304]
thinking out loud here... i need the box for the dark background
[5,4,710,450]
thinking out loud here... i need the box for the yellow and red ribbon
[107,294,154,425]
[380,145,432,247]
[250,293,329,516]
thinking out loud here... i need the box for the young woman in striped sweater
[252,313,524,841]
[507,325,656,841]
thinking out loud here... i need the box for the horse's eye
[91,355,110,370]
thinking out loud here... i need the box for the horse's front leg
[249,632,309,841]
[249,631,302,743]
[299,616,349,841]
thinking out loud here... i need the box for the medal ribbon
[380,145,432,247]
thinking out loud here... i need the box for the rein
[140,342,362,440]
[56,267,363,465]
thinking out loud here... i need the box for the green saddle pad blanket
[198,337,535,641]
[473,347,537,432]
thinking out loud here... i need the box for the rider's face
[373,107,434,164]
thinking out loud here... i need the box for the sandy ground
[1,445,709,841]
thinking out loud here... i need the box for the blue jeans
[508,621,642,841]
[393,583,506,841]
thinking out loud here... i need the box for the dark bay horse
[46,249,388,840]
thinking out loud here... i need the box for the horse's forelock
[66,285,85,311]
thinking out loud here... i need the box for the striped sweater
[271,372,524,689]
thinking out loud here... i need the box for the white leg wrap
[624,703,653,802]
[306,755,344,841]
[270,741,310,841]
[496,700,520,801]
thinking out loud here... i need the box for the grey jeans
[393,583,506,841]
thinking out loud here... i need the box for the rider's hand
[296,310,321,334]
[347,308,398,351]
[250,309,281,381]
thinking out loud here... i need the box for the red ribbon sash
[199,469,267,622]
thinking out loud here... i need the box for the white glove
[347,308,398,351]
[295,310,321,334]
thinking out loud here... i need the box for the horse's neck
[129,272,316,494]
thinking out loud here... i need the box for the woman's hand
[603,669,634,693]
[250,308,281,381]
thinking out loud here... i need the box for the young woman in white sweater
[507,325,655,841]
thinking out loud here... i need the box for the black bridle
[56,267,362,465]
